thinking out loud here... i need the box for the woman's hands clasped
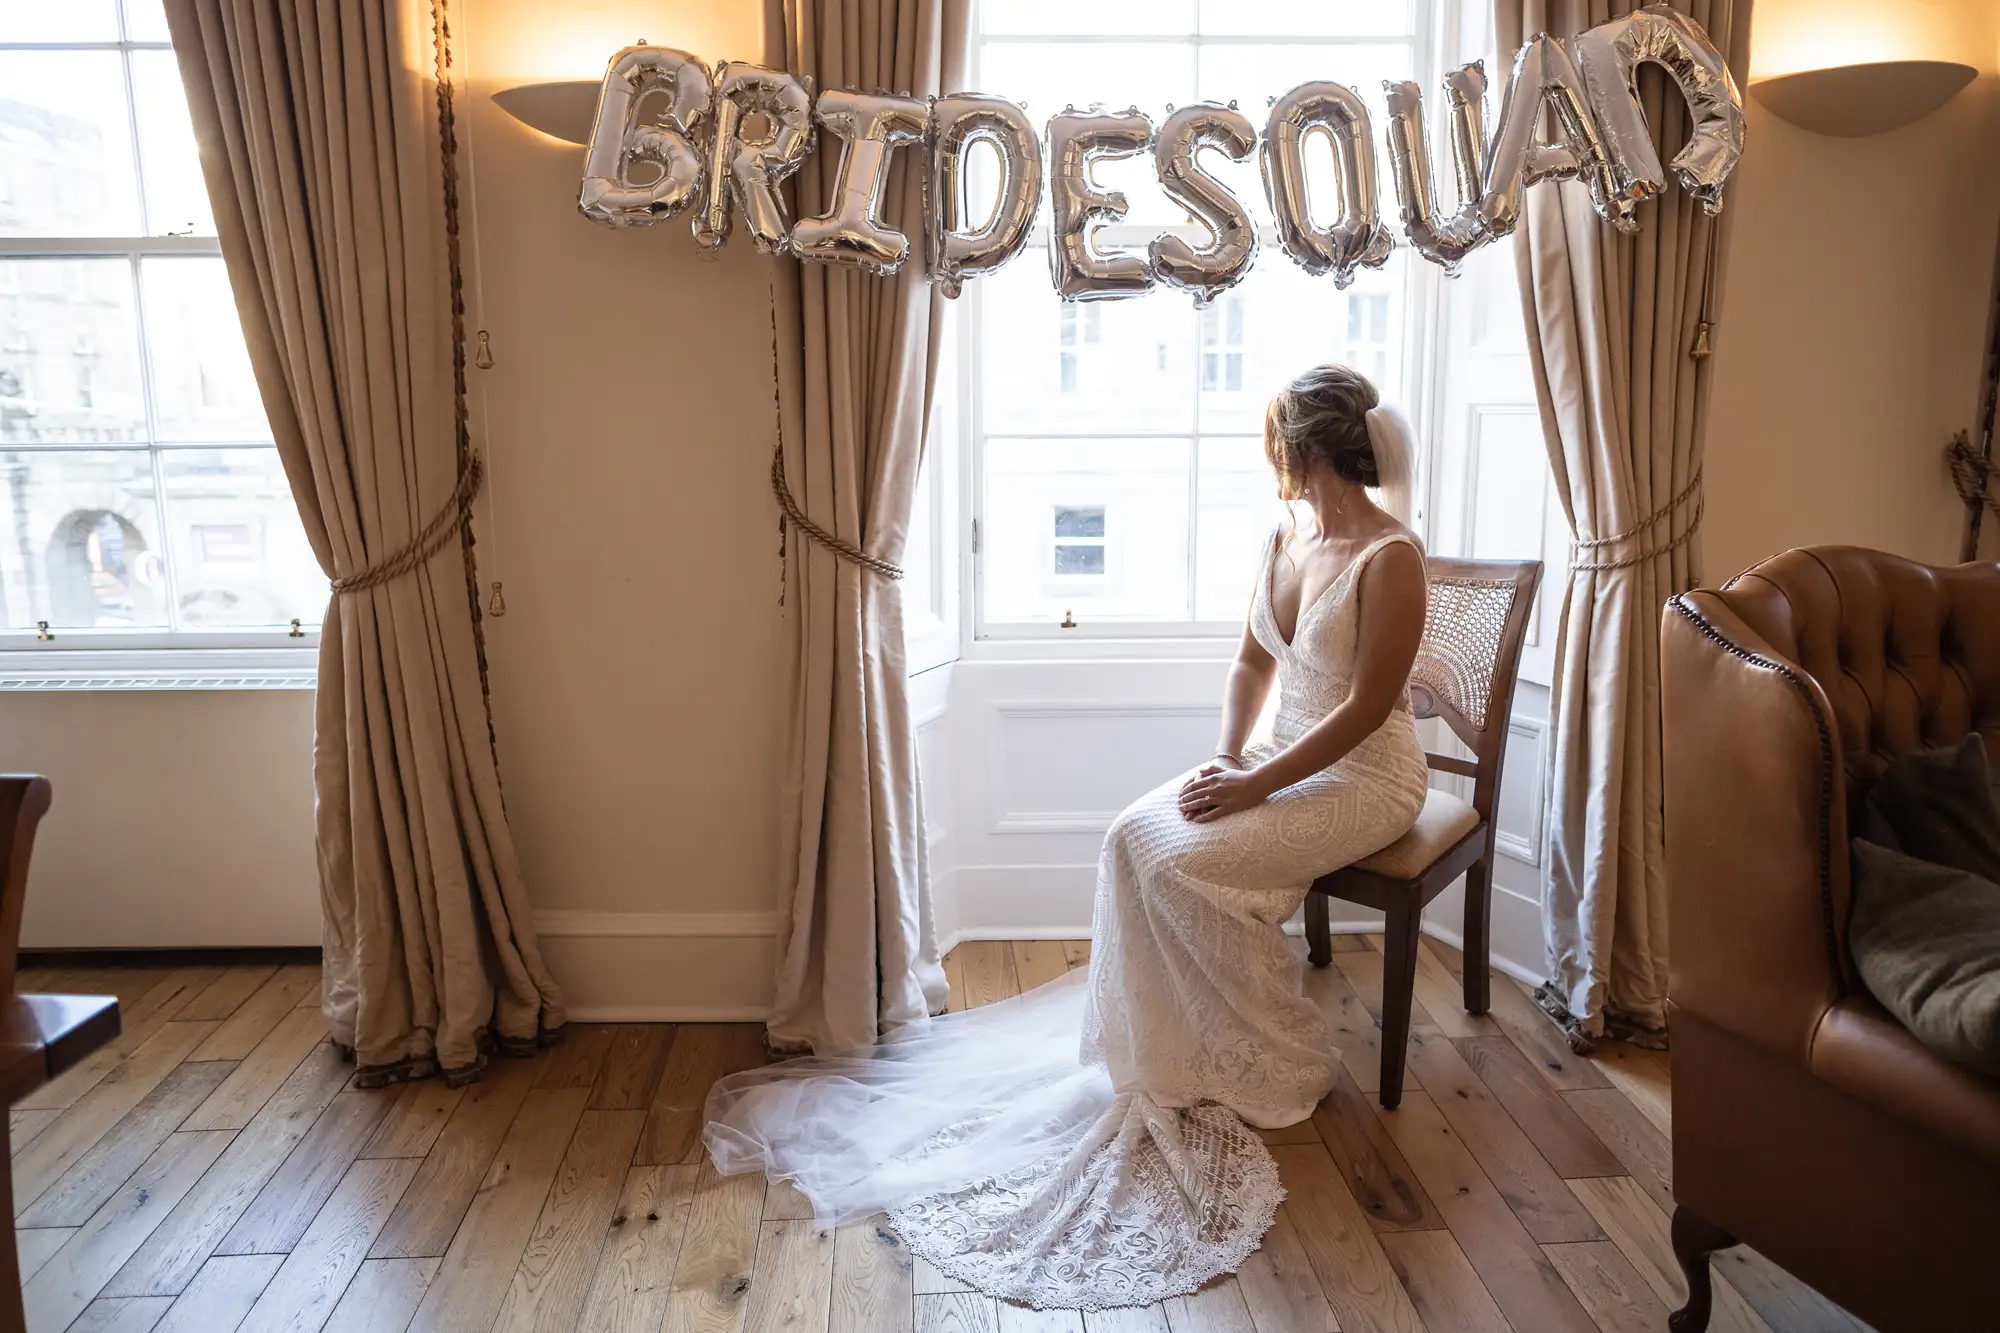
[1178,760,1273,823]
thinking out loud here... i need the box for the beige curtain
[169,0,562,1080]
[1499,0,1751,1047]
[764,0,970,1054]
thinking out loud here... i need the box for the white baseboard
[533,868,1547,1020]
[534,909,780,1021]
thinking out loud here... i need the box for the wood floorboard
[236,1156,419,1333]
[5,938,1871,1333]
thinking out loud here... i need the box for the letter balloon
[1260,81,1393,288]
[928,94,1042,299]
[693,62,813,254]
[1047,108,1156,302]
[1382,64,1492,272]
[1149,102,1259,306]
[1572,5,1745,220]
[578,46,711,227]
[790,91,931,275]
[1478,34,1618,236]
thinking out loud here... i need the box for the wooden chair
[2,778,119,1333]
[1304,556,1543,1110]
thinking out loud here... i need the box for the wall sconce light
[1750,60,1977,136]
[491,81,601,145]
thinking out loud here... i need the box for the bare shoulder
[1357,527,1427,603]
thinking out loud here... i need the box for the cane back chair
[1305,555,1543,1109]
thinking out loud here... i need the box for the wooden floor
[6,937,1872,1333]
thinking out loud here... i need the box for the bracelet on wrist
[1214,751,1244,765]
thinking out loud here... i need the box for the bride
[705,364,1430,1310]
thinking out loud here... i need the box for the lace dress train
[704,531,1429,1309]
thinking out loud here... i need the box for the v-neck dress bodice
[1254,529,1425,760]
[703,526,1431,1313]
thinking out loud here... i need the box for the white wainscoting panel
[990,701,1219,835]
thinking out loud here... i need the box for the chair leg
[1668,1204,1739,1333]
[1378,900,1421,1110]
[1305,891,1331,968]
[1462,856,1493,1015]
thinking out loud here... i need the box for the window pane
[141,257,270,441]
[1198,0,1413,38]
[981,0,1194,37]
[0,449,168,628]
[0,51,143,236]
[1195,436,1287,621]
[130,49,214,235]
[984,437,1189,623]
[160,448,321,626]
[122,0,172,41]
[0,258,148,443]
[1197,253,1410,434]
[977,41,1192,230]
[981,251,1195,437]
[0,1,120,42]
[1054,505,1105,538]
[1196,43,1410,127]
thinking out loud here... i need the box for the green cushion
[1849,736,2000,1079]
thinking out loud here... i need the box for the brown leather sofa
[1661,546,2000,1333]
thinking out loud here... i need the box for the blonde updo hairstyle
[1262,364,1413,524]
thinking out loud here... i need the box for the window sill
[0,645,319,691]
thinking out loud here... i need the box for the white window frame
[960,3,1447,647]
[0,13,318,686]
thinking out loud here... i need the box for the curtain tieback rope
[1948,431,2000,518]
[770,443,904,579]
[331,454,485,594]
[1569,466,1705,573]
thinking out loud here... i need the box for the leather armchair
[1661,546,2000,1333]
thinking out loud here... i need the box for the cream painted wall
[1,690,319,948]
[457,0,787,1014]
[1705,0,2000,579]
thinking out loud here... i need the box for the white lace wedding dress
[704,530,1430,1310]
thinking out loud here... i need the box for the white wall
[1705,0,2000,577]
[2,688,319,948]
[456,0,786,1017]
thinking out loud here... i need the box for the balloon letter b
[929,94,1041,298]
[578,46,711,227]
[791,91,931,275]
[693,63,813,254]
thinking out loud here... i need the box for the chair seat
[1353,788,1481,880]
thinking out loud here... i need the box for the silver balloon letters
[1382,65,1491,272]
[1479,34,1616,237]
[1572,5,1746,220]
[577,8,1747,297]
[1149,103,1258,306]
[1047,109,1157,302]
[577,46,711,227]
[928,95,1042,299]
[791,92,931,275]
[693,62,813,254]
[1261,81,1393,289]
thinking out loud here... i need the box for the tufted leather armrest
[1663,591,1850,1065]
[1665,547,2000,1069]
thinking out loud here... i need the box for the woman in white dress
[705,364,1431,1310]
